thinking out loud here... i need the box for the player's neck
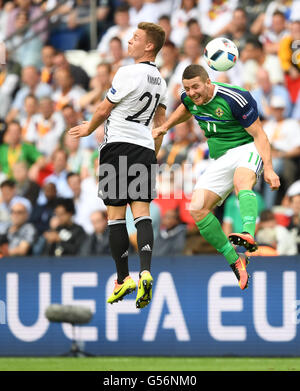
[135,54,156,64]
[204,84,216,104]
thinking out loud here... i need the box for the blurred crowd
[0,0,300,258]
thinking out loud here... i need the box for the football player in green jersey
[153,64,280,290]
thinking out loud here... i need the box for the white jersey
[104,62,167,151]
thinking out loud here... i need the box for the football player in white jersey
[69,22,167,309]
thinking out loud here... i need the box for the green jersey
[181,82,259,159]
[0,142,41,178]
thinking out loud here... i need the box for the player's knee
[189,197,210,221]
[234,174,256,195]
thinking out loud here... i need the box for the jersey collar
[203,84,218,105]
[139,61,157,67]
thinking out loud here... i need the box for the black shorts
[98,142,157,206]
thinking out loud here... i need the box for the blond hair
[138,22,166,56]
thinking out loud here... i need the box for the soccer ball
[204,37,239,71]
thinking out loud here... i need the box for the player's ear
[145,41,155,53]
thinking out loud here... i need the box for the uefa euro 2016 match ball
[204,37,239,72]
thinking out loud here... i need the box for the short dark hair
[273,10,285,18]
[182,64,209,82]
[234,7,247,16]
[0,179,16,189]
[66,172,80,181]
[158,15,170,22]
[138,22,166,56]
[55,198,75,215]
[109,36,122,47]
[115,4,129,13]
[187,18,199,28]
[245,37,263,50]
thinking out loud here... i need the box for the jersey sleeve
[229,90,259,128]
[106,67,138,104]
[180,90,189,110]
[159,87,167,110]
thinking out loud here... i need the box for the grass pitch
[0,357,299,371]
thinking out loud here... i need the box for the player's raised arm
[245,118,280,191]
[68,98,115,138]
[152,103,192,139]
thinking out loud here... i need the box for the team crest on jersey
[215,107,224,117]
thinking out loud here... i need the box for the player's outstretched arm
[245,118,280,191]
[152,103,192,139]
[153,104,166,156]
[68,98,115,138]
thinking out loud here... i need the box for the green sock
[196,212,238,265]
[238,190,257,237]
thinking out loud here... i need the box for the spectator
[158,15,172,42]
[222,7,254,52]
[186,18,210,48]
[63,132,92,177]
[260,10,288,55]
[252,209,297,255]
[41,149,73,199]
[6,0,48,43]
[19,94,39,139]
[240,0,271,28]
[153,209,187,256]
[158,121,195,166]
[251,67,292,120]
[278,19,300,104]
[198,0,238,37]
[65,0,115,50]
[12,161,40,206]
[79,63,112,113]
[5,198,36,256]
[6,65,53,123]
[52,67,86,112]
[0,50,20,120]
[263,95,300,207]
[97,4,135,58]
[170,0,198,47]
[127,0,158,26]
[159,40,179,86]
[67,172,106,234]
[264,0,295,30]
[30,182,57,235]
[42,197,86,256]
[241,37,284,89]
[79,210,110,255]
[0,121,45,180]
[0,0,14,41]
[287,191,300,254]
[108,36,133,77]
[7,9,43,68]
[52,51,90,90]
[25,96,65,157]
[40,45,56,86]
[0,179,26,233]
